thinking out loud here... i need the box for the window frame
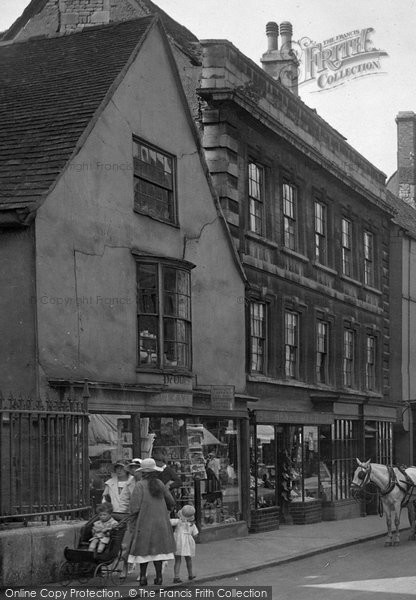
[365,333,377,391]
[248,161,265,236]
[282,182,298,251]
[136,257,193,371]
[284,310,299,379]
[249,300,267,374]
[314,200,327,265]
[316,319,329,384]
[342,328,355,388]
[341,217,353,277]
[133,137,177,225]
[364,230,375,287]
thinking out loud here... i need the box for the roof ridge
[0,14,155,47]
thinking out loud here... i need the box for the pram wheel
[92,563,111,585]
[110,556,128,584]
[59,561,75,586]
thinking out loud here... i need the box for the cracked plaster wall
[33,25,245,394]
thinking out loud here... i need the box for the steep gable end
[0,16,154,207]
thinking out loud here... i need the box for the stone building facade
[197,28,395,528]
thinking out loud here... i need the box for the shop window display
[249,425,277,509]
[250,424,322,518]
[146,417,242,528]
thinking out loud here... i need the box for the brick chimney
[396,111,416,208]
[260,21,299,95]
[58,0,110,33]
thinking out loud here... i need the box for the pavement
[123,509,412,585]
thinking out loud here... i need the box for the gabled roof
[0,0,200,63]
[0,16,155,208]
[387,190,416,240]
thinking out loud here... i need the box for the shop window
[133,138,176,223]
[284,310,299,378]
[88,414,133,510]
[137,262,191,369]
[249,301,267,373]
[249,425,276,510]
[282,182,298,250]
[320,420,360,501]
[248,162,264,235]
[146,416,241,529]
[314,200,327,264]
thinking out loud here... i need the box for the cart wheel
[110,557,128,584]
[59,562,74,586]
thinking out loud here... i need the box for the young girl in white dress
[170,505,198,583]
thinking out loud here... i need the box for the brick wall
[250,507,280,533]
[397,112,416,208]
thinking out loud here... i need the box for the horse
[351,458,416,546]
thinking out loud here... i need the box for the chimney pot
[265,22,279,51]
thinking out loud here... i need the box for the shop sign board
[211,385,235,410]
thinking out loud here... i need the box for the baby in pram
[88,502,119,553]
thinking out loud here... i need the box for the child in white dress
[170,505,198,583]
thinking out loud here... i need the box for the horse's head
[351,458,372,495]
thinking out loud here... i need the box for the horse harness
[359,464,416,507]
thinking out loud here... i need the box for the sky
[2,0,416,178]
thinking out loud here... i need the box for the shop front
[87,386,251,542]
[249,407,395,530]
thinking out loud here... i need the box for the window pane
[282,184,297,249]
[133,140,174,222]
[163,269,191,320]
[250,302,266,373]
[248,162,264,235]
[285,312,298,378]
[163,319,191,367]
[138,315,159,364]
[137,264,158,313]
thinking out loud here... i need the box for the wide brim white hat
[136,458,163,472]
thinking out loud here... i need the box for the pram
[59,514,130,585]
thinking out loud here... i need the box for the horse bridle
[356,464,372,488]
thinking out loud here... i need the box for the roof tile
[0,16,154,206]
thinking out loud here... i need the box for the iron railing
[0,391,90,524]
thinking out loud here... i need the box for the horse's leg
[392,503,401,545]
[408,500,416,541]
[384,504,393,546]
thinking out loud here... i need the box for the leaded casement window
[316,320,329,383]
[341,218,352,276]
[282,183,297,250]
[343,328,355,387]
[284,311,299,378]
[365,334,376,390]
[248,162,264,235]
[133,139,175,223]
[364,231,374,287]
[250,301,266,373]
[137,262,191,369]
[314,201,327,264]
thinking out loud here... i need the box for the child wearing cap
[170,505,198,583]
